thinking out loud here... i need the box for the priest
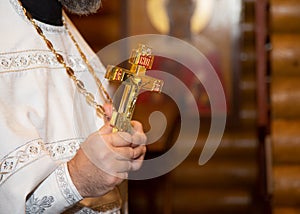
[0,0,147,213]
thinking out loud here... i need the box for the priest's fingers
[114,146,134,160]
[131,121,147,146]
[104,158,132,173]
[131,148,146,171]
[102,131,132,147]
[115,144,146,160]
[132,131,147,147]
[132,145,147,159]
[106,142,146,172]
[82,147,133,176]
[98,123,113,135]
[103,103,113,124]
[131,120,144,132]
[116,132,133,145]
[80,133,128,176]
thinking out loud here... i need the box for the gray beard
[59,0,102,15]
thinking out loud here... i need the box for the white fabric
[0,0,112,213]
[25,163,83,213]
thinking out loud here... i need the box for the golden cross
[105,44,164,133]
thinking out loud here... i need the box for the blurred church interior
[69,0,300,213]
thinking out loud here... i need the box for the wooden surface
[271,35,300,76]
[270,0,300,33]
[270,0,300,212]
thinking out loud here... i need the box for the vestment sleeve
[25,162,83,213]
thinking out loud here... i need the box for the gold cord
[17,0,112,119]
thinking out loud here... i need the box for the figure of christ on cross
[105,44,164,133]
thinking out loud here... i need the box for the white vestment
[0,0,118,213]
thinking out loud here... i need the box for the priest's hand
[67,104,147,198]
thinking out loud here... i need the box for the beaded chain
[17,0,113,120]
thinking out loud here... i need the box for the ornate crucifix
[105,44,164,133]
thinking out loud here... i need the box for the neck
[20,0,63,26]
